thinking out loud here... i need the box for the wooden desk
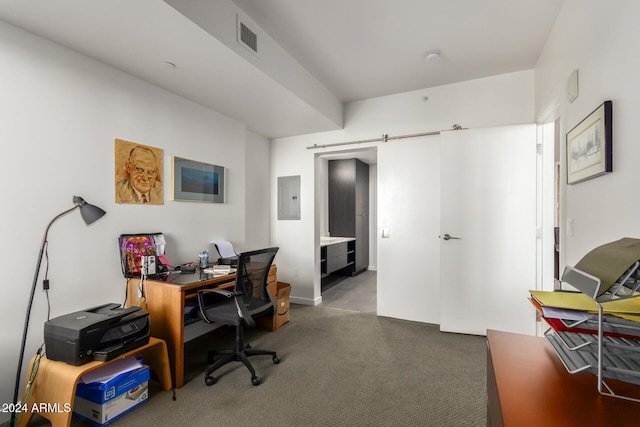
[125,266,276,388]
[18,337,171,427]
[487,329,640,427]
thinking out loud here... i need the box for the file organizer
[543,263,640,403]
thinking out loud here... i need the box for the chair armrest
[197,288,236,298]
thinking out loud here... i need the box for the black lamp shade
[73,196,107,225]
[80,203,106,225]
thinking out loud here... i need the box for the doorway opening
[537,110,562,293]
[315,147,378,311]
[534,99,562,336]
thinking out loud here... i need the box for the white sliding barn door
[439,125,537,336]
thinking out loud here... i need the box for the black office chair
[197,247,280,386]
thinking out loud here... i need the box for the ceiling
[232,0,564,103]
[0,0,564,140]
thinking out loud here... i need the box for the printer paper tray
[92,334,150,362]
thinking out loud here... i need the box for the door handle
[440,233,462,240]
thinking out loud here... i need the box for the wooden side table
[17,336,172,427]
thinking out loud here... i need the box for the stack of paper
[79,356,143,384]
[529,290,640,339]
[203,265,234,276]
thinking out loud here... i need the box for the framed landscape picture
[566,100,612,184]
[172,156,225,203]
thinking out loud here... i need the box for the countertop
[320,236,356,247]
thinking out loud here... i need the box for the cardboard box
[74,365,149,426]
[265,264,278,297]
[266,280,277,298]
[259,282,291,331]
[267,264,277,284]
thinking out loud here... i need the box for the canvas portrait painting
[115,139,164,204]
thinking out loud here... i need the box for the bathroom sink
[320,236,355,246]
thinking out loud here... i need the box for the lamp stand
[11,196,106,427]
[10,204,80,427]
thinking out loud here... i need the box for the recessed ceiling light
[423,50,441,63]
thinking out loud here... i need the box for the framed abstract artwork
[566,100,612,184]
[171,156,225,203]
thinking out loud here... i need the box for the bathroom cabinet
[328,159,369,275]
[320,237,356,277]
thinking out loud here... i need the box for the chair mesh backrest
[234,247,279,311]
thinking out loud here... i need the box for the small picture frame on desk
[171,156,225,203]
[566,100,612,184]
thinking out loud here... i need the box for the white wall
[0,20,270,416]
[535,0,640,267]
[271,70,535,322]
[243,129,271,251]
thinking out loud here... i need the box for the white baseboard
[290,295,322,306]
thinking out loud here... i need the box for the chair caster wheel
[252,376,260,386]
[273,356,280,364]
[205,375,217,386]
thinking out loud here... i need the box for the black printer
[44,303,149,365]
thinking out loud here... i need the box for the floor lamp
[11,196,106,427]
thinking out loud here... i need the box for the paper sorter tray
[545,330,640,386]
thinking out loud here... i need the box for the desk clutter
[118,233,170,277]
[203,264,233,276]
[119,234,244,278]
[529,237,640,402]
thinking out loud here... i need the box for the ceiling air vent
[238,18,258,55]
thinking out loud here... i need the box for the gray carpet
[29,304,487,427]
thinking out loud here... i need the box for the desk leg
[174,344,184,389]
